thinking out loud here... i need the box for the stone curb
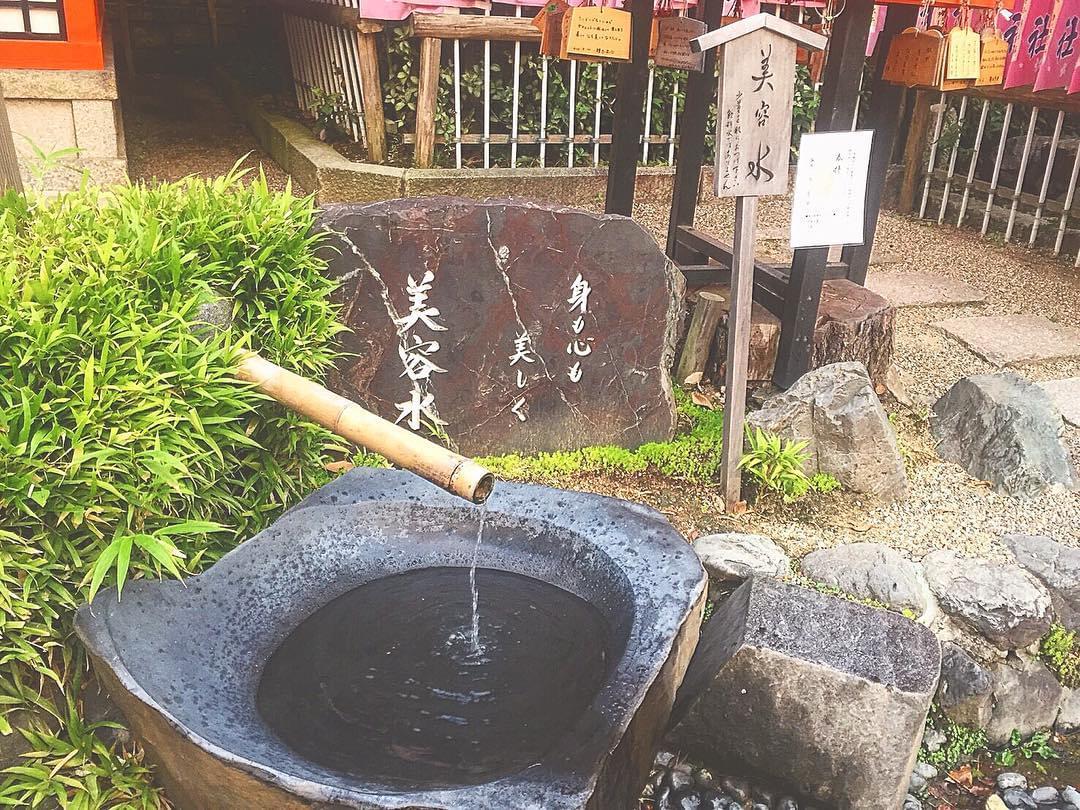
[213,67,681,206]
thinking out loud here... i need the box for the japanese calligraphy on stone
[713,28,796,197]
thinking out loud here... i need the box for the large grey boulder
[1007,534,1080,631]
[930,371,1077,497]
[935,642,994,729]
[985,659,1064,745]
[746,362,909,501]
[923,550,1053,649]
[667,577,941,810]
[1056,687,1080,733]
[800,542,933,617]
[693,533,790,584]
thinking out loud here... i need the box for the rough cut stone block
[317,198,682,456]
[692,533,790,584]
[667,578,940,810]
[867,272,987,309]
[800,542,933,617]
[936,642,994,729]
[72,99,121,158]
[935,314,1080,367]
[931,371,1076,497]
[747,362,909,501]
[7,98,77,155]
[986,659,1064,746]
[1007,534,1080,632]
[923,550,1052,649]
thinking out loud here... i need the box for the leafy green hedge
[0,170,341,807]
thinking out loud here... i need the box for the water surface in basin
[256,566,611,788]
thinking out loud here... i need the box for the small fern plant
[739,428,839,502]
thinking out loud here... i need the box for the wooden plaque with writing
[976,32,1009,86]
[945,27,981,79]
[713,28,796,198]
[563,6,632,61]
[653,16,707,71]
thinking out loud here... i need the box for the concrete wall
[0,34,127,192]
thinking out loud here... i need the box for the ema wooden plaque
[945,27,982,79]
[653,16,707,71]
[976,32,1009,85]
[563,6,632,61]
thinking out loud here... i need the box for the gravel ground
[123,74,296,192]
[627,192,1080,562]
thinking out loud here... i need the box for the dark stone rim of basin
[75,469,706,809]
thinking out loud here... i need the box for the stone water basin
[75,469,706,809]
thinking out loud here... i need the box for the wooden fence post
[772,0,875,390]
[0,81,23,193]
[356,21,388,164]
[898,90,934,214]
[414,36,442,168]
[604,0,653,216]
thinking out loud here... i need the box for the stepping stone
[1039,378,1080,427]
[867,272,987,308]
[934,314,1080,366]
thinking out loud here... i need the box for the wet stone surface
[316,198,682,456]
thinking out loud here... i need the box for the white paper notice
[790,130,874,250]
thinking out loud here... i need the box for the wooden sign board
[653,16,707,71]
[540,0,569,57]
[976,31,1009,85]
[713,28,796,197]
[882,28,947,87]
[945,27,981,79]
[563,6,632,61]
[790,130,874,249]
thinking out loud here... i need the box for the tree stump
[675,289,726,386]
[812,279,895,384]
[699,285,781,384]
[683,279,894,387]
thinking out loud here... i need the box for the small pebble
[702,793,731,810]
[986,796,1008,810]
[908,772,928,795]
[777,797,799,810]
[1062,786,1080,809]
[677,791,704,810]
[1001,787,1038,810]
[914,762,939,780]
[752,803,770,810]
[655,751,676,768]
[998,773,1029,791]
[923,728,947,753]
[1031,786,1061,805]
[903,794,923,810]
[669,770,695,792]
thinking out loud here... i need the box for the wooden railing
[902,87,1080,265]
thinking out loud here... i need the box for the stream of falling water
[469,503,487,653]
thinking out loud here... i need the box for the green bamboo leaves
[0,168,341,806]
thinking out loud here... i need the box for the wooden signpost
[691,14,826,510]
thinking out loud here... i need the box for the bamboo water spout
[237,353,493,504]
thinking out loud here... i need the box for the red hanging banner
[1003,0,1058,87]
[1033,0,1080,89]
